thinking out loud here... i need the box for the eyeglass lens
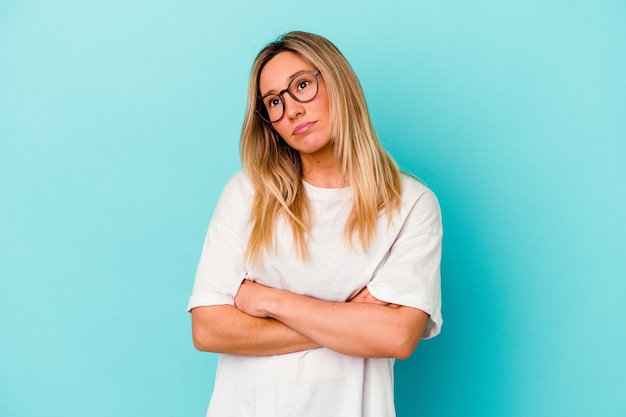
[260,72,319,122]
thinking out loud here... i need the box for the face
[259,52,333,158]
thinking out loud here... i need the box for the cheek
[317,82,330,109]
[272,121,291,140]
[317,93,331,120]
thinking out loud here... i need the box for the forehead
[259,51,316,94]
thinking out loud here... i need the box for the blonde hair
[240,31,401,264]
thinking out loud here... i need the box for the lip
[293,122,315,136]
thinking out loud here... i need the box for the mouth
[293,122,315,136]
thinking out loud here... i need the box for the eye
[295,77,313,92]
[264,96,282,108]
[291,73,315,92]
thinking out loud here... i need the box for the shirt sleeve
[366,188,443,339]
[187,173,249,311]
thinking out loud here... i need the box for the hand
[234,280,277,318]
[349,287,401,308]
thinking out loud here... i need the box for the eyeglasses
[254,70,321,123]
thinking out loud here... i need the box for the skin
[191,51,430,359]
[259,51,342,188]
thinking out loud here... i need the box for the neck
[300,147,346,188]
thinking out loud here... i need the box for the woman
[188,31,442,417]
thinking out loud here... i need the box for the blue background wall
[1,1,624,416]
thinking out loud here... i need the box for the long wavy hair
[241,31,402,264]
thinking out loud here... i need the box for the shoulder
[400,172,439,207]
[398,172,442,232]
[400,172,428,193]
[212,170,255,222]
[221,170,254,199]
[214,170,254,200]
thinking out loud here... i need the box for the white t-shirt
[188,170,443,417]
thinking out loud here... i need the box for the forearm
[264,290,429,359]
[191,304,320,356]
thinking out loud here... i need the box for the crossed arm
[191,280,430,359]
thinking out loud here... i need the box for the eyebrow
[260,70,312,97]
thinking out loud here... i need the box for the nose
[282,93,305,120]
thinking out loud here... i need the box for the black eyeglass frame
[254,70,321,123]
